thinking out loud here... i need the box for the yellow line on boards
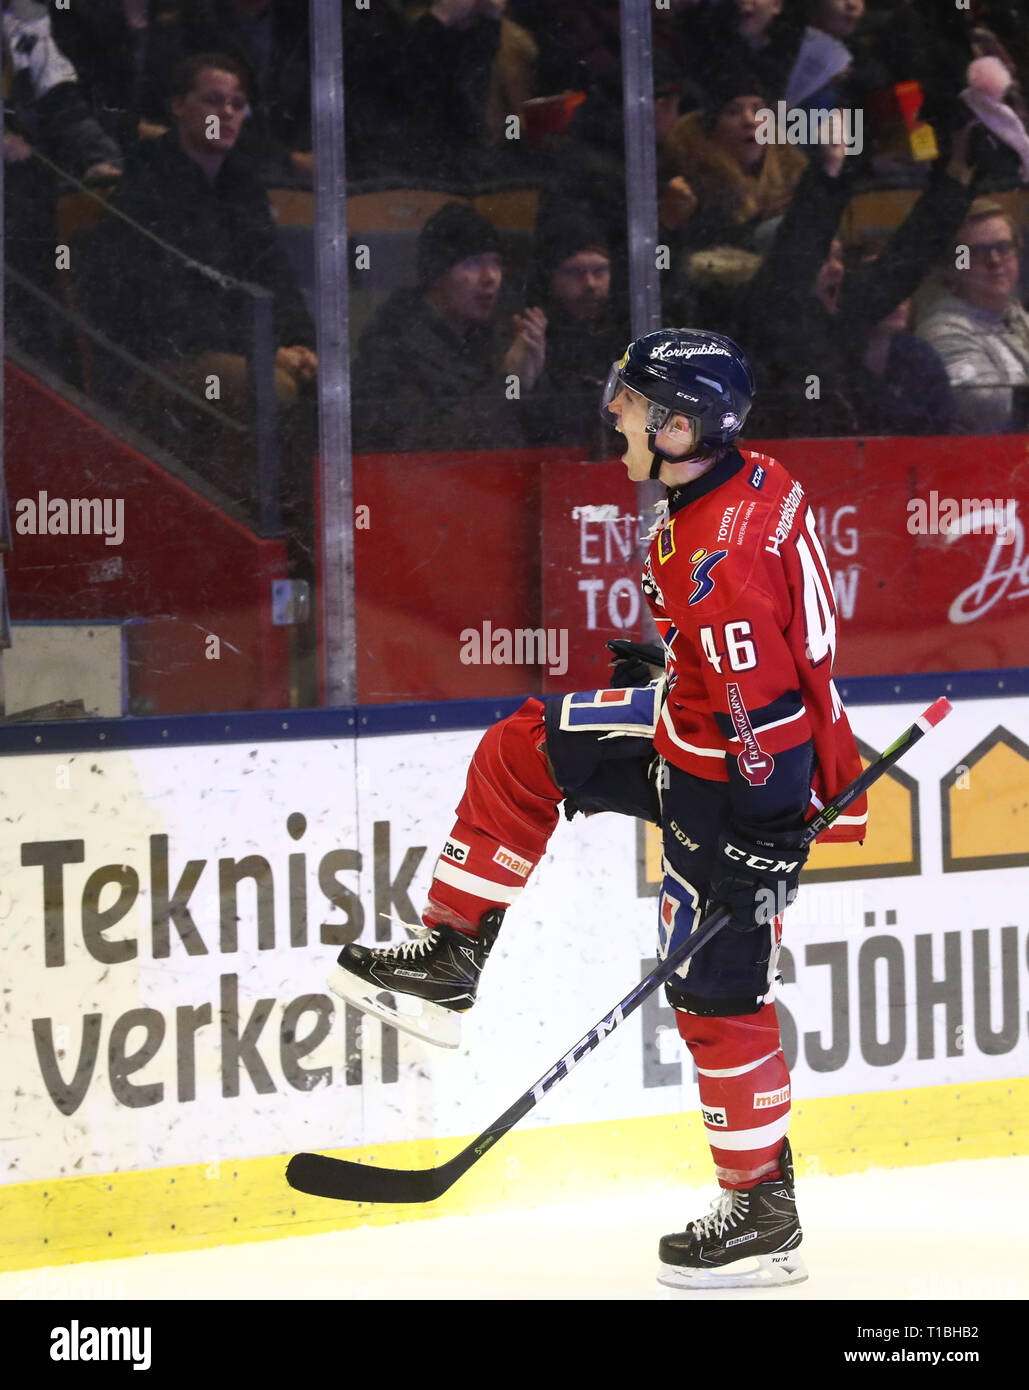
[2,1077,1025,1272]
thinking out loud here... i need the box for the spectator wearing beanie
[661,63,807,254]
[351,201,547,450]
[530,212,625,393]
[524,209,628,445]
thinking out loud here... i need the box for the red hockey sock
[676,1003,791,1190]
[423,698,562,936]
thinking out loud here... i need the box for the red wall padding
[4,362,290,714]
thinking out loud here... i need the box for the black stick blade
[285,1151,456,1204]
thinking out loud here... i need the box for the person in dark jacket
[740,122,978,437]
[86,52,316,391]
[351,202,546,451]
[83,51,318,560]
[842,237,956,435]
[522,208,628,446]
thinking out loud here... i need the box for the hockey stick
[286,696,952,1204]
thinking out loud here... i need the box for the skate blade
[657,1250,808,1291]
[326,967,462,1049]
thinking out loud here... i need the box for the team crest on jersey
[687,548,727,605]
[657,519,676,564]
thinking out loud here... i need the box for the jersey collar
[666,448,746,518]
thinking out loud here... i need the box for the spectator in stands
[510,0,620,94]
[916,202,1029,434]
[523,209,627,444]
[808,0,863,44]
[741,121,979,436]
[541,51,699,254]
[397,0,538,182]
[342,0,415,181]
[785,0,889,136]
[351,202,546,450]
[675,1,799,102]
[661,64,807,253]
[50,0,183,156]
[83,52,318,563]
[179,0,312,183]
[842,238,956,435]
[3,0,124,375]
[86,53,316,401]
[2,0,124,179]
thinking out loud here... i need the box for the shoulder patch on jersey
[658,519,676,564]
[749,463,766,490]
[687,547,727,605]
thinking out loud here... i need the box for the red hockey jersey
[643,447,867,842]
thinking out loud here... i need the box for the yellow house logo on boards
[941,727,1029,873]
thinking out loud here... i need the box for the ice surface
[3,1156,1026,1302]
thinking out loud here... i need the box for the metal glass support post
[620,0,663,339]
[309,0,357,706]
[620,0,663,634]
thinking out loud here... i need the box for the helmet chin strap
[646,423,701,480]
[647,436,672,481]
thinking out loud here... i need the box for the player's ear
[656,413,696,455]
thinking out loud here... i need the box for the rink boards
[1,693,1027,1270]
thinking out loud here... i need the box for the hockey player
[329,329,868,1289]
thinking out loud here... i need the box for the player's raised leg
[328,697,562,1046]
[329,682,664,1047]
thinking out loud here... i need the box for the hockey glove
[709,825,809,934]
[606,638,664,688]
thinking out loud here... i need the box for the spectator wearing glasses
[916,201,1029,433]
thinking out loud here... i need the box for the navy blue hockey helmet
[600,328,756,452]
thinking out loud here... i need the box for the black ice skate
[657,1138,807,1290]
[327,909,504,1049]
